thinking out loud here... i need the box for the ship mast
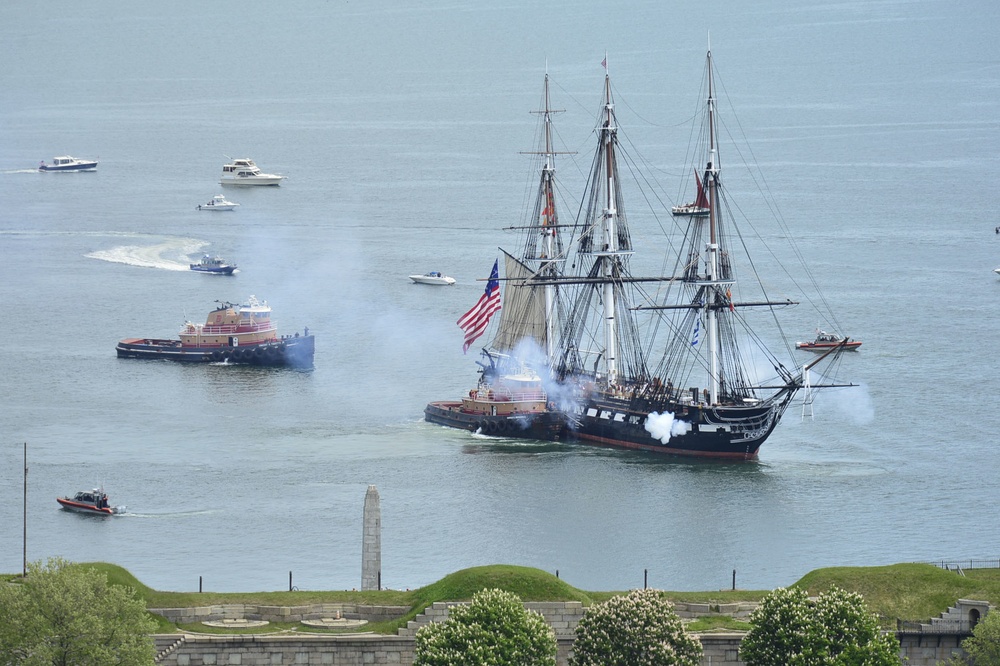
[540,73,559,360]
[600,72,619,384]
[704,48,729,404]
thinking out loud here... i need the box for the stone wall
[150,604,409,626]
[152,599,991,665]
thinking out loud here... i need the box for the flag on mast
[457,259,502,353]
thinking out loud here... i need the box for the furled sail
[489,250,548,353]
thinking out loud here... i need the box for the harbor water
[1,0,999,593]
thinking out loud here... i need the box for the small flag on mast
[457,259,502,353]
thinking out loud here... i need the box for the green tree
[568,588,702,666]
[740,585,901,666]
[413,588,557,666]
[0,558,156,666]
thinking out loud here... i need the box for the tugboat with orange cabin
[115,296,314,368]
[425,352,567,439]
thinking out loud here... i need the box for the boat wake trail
[124,510,217,518]
[86,237,208,271]
[2,168,42,174]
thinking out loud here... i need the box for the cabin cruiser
[39,156,98,172]
[197,194,239,211]
[220,158,283,186]
[409,271,456,285]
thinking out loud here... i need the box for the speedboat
[190,254,237,275]
[39,156,98,172]
[116,295,314,368]
[409,271,456,285]
[220,158,283,186]
[197,194,239,211]
[796,329,862,352]
[994,267,1000,275]
[57,488,124,515]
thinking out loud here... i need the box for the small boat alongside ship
[39,156,98,172]
[220,158,283,186]
[197,194,239,211]
[796,330,862,352]
[410,271,456,285]
[190,254,237,275]
[57,488,124,515]
[116,296,314,368]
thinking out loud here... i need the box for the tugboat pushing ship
[116,296,314,368]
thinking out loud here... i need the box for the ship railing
[474,388,547,402]
[199,322,276,335]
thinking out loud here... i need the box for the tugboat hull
[116,335,314,369]
[424,401,567,441]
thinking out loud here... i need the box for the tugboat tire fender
[486,420,498,434]
[477,420,489,433]
[211,351,222,361]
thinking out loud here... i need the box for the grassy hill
[9,561,1000,634]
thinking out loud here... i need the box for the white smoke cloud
[644,411,692,444]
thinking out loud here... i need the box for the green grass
[15,561,1000,635]
[794,563,1000,622]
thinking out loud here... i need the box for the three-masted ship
[428,53,853,459]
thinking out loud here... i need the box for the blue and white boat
[190,255,237,275]
[38,156,98,172]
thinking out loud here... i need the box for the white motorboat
[220,158,283,186]
[410,271,456,285]
[39,156,98,172]
[994,267,1000,275]
[197,195,239,211]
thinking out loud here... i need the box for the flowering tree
[739,585,900,666]
[569,588,702,666]
[0,558,156,665]
[413,588,556,666]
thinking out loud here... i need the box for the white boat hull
[410,275,456,285]
[220,175,283,186]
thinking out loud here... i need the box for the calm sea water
[1,0,999,594]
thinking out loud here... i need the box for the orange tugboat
[116,296,314,368]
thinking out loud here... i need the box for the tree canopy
[0,558,156,666]
[413,587,556,666]
[739,585,900,666]
[569,588,702,666]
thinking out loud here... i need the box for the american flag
[457,259,502,353]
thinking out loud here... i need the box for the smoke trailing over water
[644,411,692,444]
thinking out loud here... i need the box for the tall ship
[550,51,853,459]
[116,296,314,368]
[424,73,571,441]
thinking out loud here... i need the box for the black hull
[116,335,315,369]
[424,401,568,441]
[425,390,797,460]
[566,394,794,460]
